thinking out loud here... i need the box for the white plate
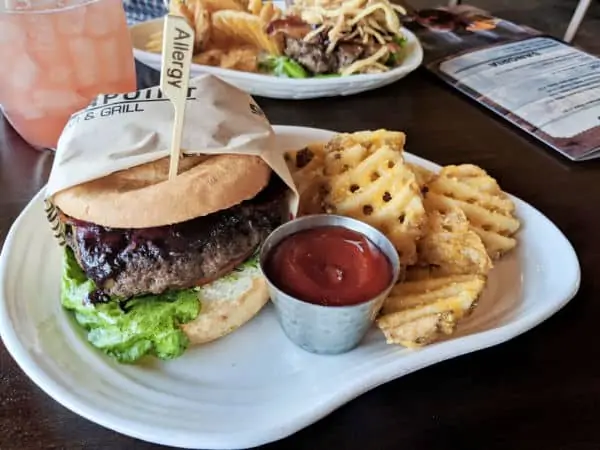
[129,19,423,99]
[0,126,580,449]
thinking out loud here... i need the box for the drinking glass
[0,0,137,150]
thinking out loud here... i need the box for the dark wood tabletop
[2,62,600,450]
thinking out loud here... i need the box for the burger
[52,153,288,363]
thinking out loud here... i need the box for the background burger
[52,153,287,364]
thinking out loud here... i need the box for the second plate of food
[129,0,423,99]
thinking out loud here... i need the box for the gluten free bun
[52,154,271,228]
[182,259,270,344]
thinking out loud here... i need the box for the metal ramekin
[259,214,401,355]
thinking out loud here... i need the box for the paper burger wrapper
[45,74,299,220]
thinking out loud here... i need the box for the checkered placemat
[123,0,167,24]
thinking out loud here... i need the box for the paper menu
[403,5,600,161]
[45,74,299,214]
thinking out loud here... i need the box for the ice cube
[1,91,44,120]
[0,87,19,111]
[85,0,118,37]
[8,54,39,89]
[55,6,85,35]
[68,37,99,87]
[0,20,25,46]
[26,15,60,61]
[47,66,74,87]
[31,89,86,112]
[18,105,45,120]
[99,37,123,83]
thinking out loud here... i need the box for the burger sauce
[265,226,392,306]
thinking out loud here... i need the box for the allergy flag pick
[160,13,195,180]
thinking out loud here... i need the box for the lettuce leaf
[387,36,408,66]
[61,248,200,364]
[258,55,309,78]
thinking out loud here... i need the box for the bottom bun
[182,259,270,345]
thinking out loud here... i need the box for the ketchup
[265,226,393,307]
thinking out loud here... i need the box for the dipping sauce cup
[260,215,401,355]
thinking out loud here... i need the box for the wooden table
[2,63,600,450]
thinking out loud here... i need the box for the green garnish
[220,252,260,282]
[259,55,309,78]
[386,36,408,67]
[61,248,200,364]
[393,35,407,47]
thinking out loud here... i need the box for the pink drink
[0,0,137,150]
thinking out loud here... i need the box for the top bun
[52,154,271,228]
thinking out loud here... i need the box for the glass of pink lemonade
[0,0,137,150]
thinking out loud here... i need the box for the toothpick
[160,14,195,180]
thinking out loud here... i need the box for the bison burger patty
[283,36,365,74]
[61,180,287,299]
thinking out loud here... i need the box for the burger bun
[52,154,271,228]
[182,258,269,344]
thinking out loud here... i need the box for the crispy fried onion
[289,0,407,74]
[339,45,389,76]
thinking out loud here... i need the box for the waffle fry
[192,46,259,71]
[211,10,282,55]
[407,162,436,191]
[379,312,458,347]
[416,207,492,277]
[424,164,521,259]
[146,30,163,53]
[321,130,426,265]
[198,0,245,12]
[285,143,328,216]
[219,46,260,71]
[285,143,326,190]
[325,129,406,155]
[247,0,281,23]
[186,0,212,47]
[260,2,280,23]
[247,0,263,15]
[191,48,224,65]
[377,274,486,347]
[169,0,195,22]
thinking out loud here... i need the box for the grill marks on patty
[61,179,287,299]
